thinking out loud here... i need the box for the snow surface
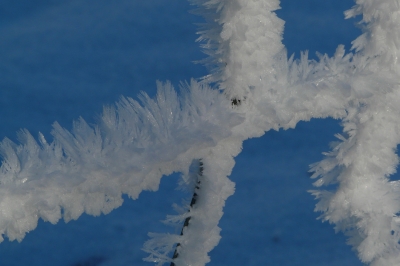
[0,0,366,265]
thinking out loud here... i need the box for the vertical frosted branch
[170,160,203,266]
[192,0,285,100]
[143,138,242,266]
[311,1,400,265]
[171,140,240,266]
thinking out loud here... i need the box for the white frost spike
[345,0,400,66]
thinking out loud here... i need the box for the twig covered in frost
[1,0,400,265]
[191,0,285,101]
[0,80,242,242]
[170,160,203,266]
[310,1,400,265]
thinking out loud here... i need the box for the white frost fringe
[310,1,400,265]
[0,80,242,243]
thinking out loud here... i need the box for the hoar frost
[0,0,400,265]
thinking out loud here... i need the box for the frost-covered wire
[0,80,242,242]
[190,0,285,100]
[309,1,400,265]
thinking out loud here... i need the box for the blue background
[0,1,365,265]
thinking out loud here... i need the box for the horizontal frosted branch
[0,80,243,242]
